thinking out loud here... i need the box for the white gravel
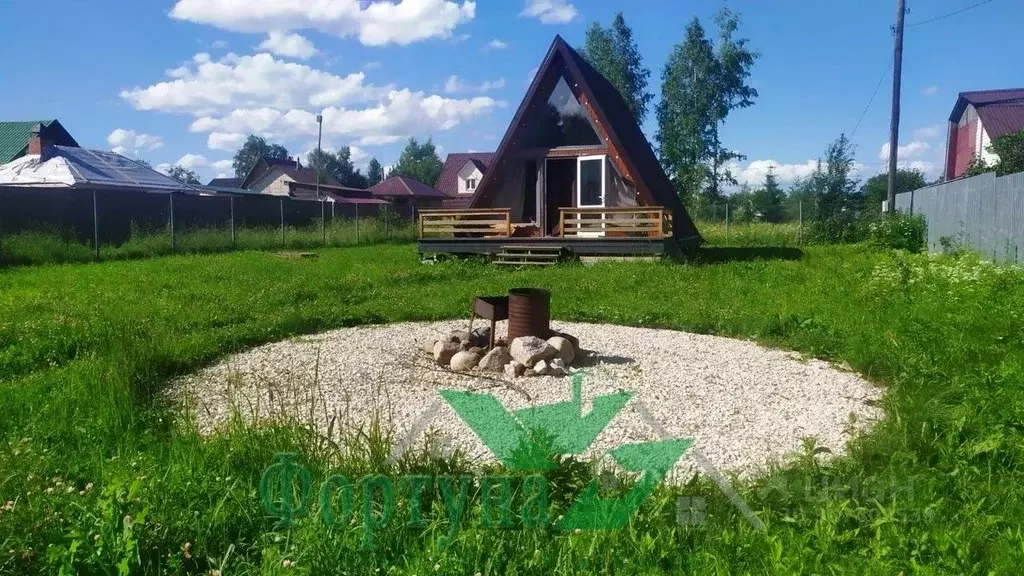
[171,320,883,481]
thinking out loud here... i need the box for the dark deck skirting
[418,236,682,256]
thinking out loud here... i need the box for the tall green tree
[366,157,384,186]
[860,169,926,215]
[335,147,369,188]
[966,128,1024,176]
[232,135,289,178]
[582,12,653,125]
[656,9,758,205]
[656,18,718,206]
[750,167,786,223]
[166,165,201,185]
[810,134,859,222]
[307,148,340,185]
[307,146,369,188]
[391,137,444,186]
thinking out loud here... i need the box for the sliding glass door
[576,155,606,236]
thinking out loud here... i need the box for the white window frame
[465,177,477,191]
[575,154,606,237]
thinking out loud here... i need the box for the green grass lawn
[1,235,1023,574]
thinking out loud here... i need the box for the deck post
[505,210,511,237]
[657,208,664,238]
[559,209,565,238]
[418,210,424,239]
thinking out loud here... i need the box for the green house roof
[0,120,79,164]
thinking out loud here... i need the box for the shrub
[806,214,867,244]
[868,213,926,253]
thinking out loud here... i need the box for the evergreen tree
[391,137,444,186]
[582,12,653,125]
[751,167,786,223]
[366,158,384,186]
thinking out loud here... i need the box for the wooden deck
[417,206,678,257]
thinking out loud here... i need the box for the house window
[465,178,477,192]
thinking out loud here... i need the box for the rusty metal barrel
[507,288,551,341]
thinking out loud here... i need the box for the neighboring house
[435,152,495,209]
[0,120,78,164]
[946,88,1024,180]
[207,177,242,188]
[370,175,446,208]
[0,129,191,192]
[416,35,699,257]
[238,155,346,196]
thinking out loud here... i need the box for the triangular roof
[239,155,302,188]
[468,35,700,242]
[434,151,495,196]
[0,146,196,192]
[0,119,79,164]
[371,175,446,198]
[951,88,1024,140]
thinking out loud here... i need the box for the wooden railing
[419,209,511,239]
[559,207,672,238]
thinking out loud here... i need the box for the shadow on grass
[685,246,804,264]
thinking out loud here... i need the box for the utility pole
[886,0,906,214]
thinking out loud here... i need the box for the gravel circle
[171,320,883,481]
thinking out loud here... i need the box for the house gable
[250,168,294,195]
[468,35,698,242]
[456,159,484,194]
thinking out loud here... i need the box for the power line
[907,0,998,27]
[850,61,892,139]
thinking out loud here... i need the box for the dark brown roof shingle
[435,152,495,196]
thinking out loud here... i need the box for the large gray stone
[433,340,460,367]
[450,351,481,372]
[533,359,552,376]
[546,336,575,365]
[510,336,557,367]
[478,346,512,372]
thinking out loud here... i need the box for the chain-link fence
[0,187,419,266]
[690,200,806,247]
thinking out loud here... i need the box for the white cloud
[107,129,164,157]
[521,0,577,24]
[525,66,539,86]
[485,39,508,50]
[169,0,476,47]
[258,31,318,59]
[171,153,234,173]
[187,90,504,147]
[878,140,930,161]
[922,85,939,96]
[207,131,247,151]
[121,52,388,114]
[912,124,942,141]
[444,75,505,94]
[211,39,228,49]
[726,159,821,187]
[363,61,382,71]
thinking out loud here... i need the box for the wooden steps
[493,244,565,267]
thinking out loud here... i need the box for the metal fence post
[0,188,4,262]
[798,200,803,245]
[725,202,730,243]
[93,189,100,260]
[169,193,176,252]
[385,206,390,238]
[279,198,285,246]
[321,199,326,245]
[355,203,360,244]
[229,196,235,249]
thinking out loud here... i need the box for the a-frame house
[417,35,702,260]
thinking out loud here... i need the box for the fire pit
[508,288,551,341]
[469,296,509,350]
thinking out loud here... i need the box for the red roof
[952,89,1024,140]
[434,152,495,196]
[370,175,446,198]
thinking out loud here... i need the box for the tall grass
[0,217,416,267]
[1,242,1024,572]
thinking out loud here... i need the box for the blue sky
[1,0,1020,187]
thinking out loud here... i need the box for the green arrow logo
[440,373,692,530]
